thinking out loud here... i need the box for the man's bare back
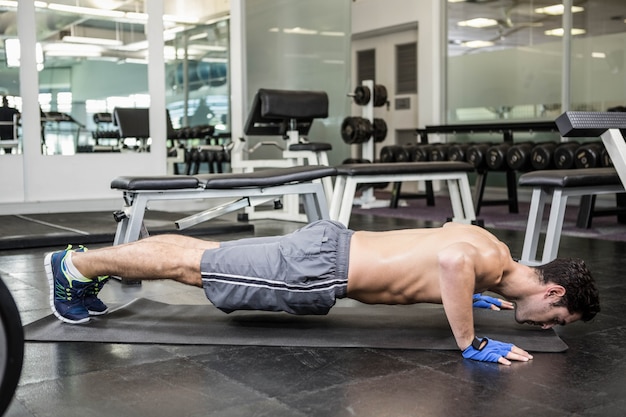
[346,223,516,305]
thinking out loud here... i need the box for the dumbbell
[601,148,613,167]
[0,276,24,417]
[553,142,580,169]
[466,143,492,170]
[575,142,604,169]
[351,85,388,107]
[380,145,412,163]
[530,142,558,170]
[447,143,472,162]
[506,141,535,171]
[412,144,435,162]
[341,117,388,144]
[486,143,512,171]
[429,143,451,162]
[341,117,372,144]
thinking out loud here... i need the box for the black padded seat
[111,176,200,190]
[288,142,332,152]
[196,165,337,189]
[335,161,474,176]
[519,168,621,188]
[257,89,328,119]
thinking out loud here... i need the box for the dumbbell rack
[352,80,390,209]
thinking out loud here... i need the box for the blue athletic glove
[462,337,514,363]
[472,293,503,309]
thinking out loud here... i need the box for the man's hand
[462,337,533,365]
[472,293,514,311]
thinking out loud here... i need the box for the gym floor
[2,212,626,417]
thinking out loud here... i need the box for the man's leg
[46,234,218,324]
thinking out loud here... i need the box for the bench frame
[113,180,329,245]
[330,167,476,226]
[521,183,624,265]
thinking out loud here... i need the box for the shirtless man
[45,220,600,365]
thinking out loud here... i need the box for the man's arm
[437,243,533,365]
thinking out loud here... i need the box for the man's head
[535,257,600,322]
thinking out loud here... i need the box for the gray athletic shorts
[200,220,353,315]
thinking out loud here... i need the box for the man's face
[514,296,582,329]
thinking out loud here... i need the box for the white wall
[352,0,443,127]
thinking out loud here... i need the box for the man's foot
[73,246,110,316]
[84,276,110,316]
[44,246,93,324]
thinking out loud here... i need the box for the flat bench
[111,165,337,245]
[329,161,476,226]
[519,168,624,265]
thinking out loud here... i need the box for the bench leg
[329,176,347,221]
[113,194,149,245]
[448,174,476,222]
[542,189,569,263]
[521,187,548,264]
[336,178,358,227]
[301,186,330,222]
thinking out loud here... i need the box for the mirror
[0,1,230,156]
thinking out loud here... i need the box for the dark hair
[535,258,600,322]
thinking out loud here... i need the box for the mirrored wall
[0,0,229,155]
[446,0,626,123]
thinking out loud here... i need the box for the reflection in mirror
[1,0,230,160]
[165,18,231,175]
[0,3,20,155]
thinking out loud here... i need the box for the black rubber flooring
[0,211,253,250]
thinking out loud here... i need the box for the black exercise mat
[24,298,567,352]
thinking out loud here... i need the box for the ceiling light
[47,3,125,18]
[462,40,494,48]
[591,52,606,59]
[458,18,499,28]
[283,27,318,35]
[320,31,345,37]
[62,35,122,47]
[545,28,586,36]
[0,1,17,8]
[535,5,584,15]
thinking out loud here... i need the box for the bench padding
[335,161,474,176]
[196,166,337,189]
[258,89,328,120]
[289,142,332,152]
[518,168,620,188]
[111,176,200,190]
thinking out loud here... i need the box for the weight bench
[111,165,337,245]
[519,168,624,265]
[329,161,477,226]
[519,111,626,265]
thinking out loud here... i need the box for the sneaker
[74,246,110,316]
[44,246,92,324]
[84,276,110,316]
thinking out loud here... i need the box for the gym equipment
[0,275,24,416]
[349,84,388,107]
[329,161,476,227]
[23,298,567,352]
[465,143,491,170]
[574,142,604,169]
[486,143,512,171]
[341,117,373,144]
[530,142,558,170]
[447,143,472,162]
[111,165,336,245]
[521,110,626,264]
[233,88,333,222]
[519,168,624,265]
[341,117,387,144]
[506,141,535,171]
[553,141,580,169]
